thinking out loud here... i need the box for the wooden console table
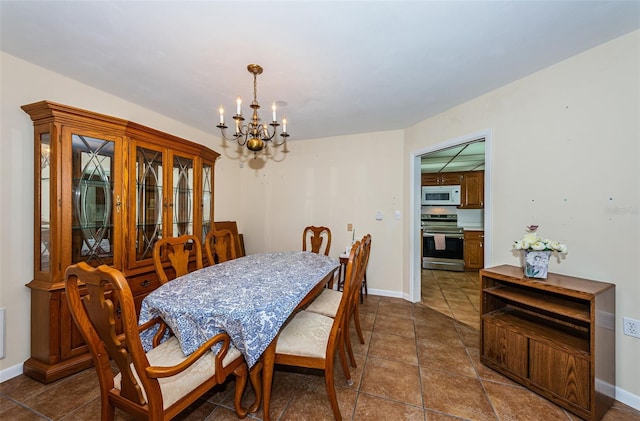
[480,265,615,421]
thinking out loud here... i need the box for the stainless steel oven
[422,214,464,271]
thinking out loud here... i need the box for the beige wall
[404,31,639,402]
[236,130,405,297]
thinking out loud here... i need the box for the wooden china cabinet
[22,101,219,383]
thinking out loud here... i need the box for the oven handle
[423,233,464,240]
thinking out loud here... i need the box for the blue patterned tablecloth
[139,251,339,367]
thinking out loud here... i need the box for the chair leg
[353,295,365,344]
[232,364,249,419]
[361,271,368,302]
[325,352,343,421]
[248,360,263,413]
[344,310,357,367]
[337,329,353,385]
[102,397,115,421]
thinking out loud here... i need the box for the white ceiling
[421,140,485,173]
[1,1,638,142]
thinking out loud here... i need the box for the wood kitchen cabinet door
[460,171,484,208]
[464,230,484,269]
[421,172,463,186]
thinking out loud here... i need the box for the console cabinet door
[482,319,528,378]
[529,340,591,410]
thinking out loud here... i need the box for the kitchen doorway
[409,130,492,302]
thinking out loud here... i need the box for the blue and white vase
[523,250,551,279]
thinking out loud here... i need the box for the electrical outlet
[623,317,640,339]
[347,223,353,232]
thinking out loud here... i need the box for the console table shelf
[480,265,615,421]
[484,285,591,323]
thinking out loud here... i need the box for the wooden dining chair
[64,262,258,421]
[204,228,237,266]
[302,225,332,256]
[274,240,364,421]
[305,234,371,367]
[153,234,203,285]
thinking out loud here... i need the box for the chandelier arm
[216,125,249,145]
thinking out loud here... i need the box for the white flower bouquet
[514,225,567,279]
[513,225,567,254]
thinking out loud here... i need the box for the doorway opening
[409,130,492,303]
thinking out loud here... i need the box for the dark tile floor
[1,269,639,420]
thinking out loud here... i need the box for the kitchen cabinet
[459,170,484,208]
[463,230,484,269]
[421,172,463,186]
[21,101,219,383]
[480,265,615,421]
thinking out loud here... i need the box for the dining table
[138,250,340,420]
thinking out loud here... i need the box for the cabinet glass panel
[71,134,114,266]
[201,162,213,242]
[135,146,163,262]
[173,156,194,236]
[40,133,51,272]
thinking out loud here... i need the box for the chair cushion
[114,336,241,409]
[306,289,341,318]
[276,310,333,359]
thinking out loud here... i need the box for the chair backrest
[338,241,365,338]
[302,226,332,256]
[153,234,203,284]
[204,229,237,265]
[356,234,371,291]
[65,262,158,412]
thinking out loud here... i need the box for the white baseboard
[0,362,23,383]
[367,288,403,299]
[616,386,640,411]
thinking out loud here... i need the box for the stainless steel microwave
[421,185,461,206]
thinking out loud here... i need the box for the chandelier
[217,64,289,154]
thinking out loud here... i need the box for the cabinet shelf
[484,285,590,323]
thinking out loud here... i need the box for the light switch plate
[375,211,383,221]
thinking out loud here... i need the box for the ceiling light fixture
[217,64,289,155]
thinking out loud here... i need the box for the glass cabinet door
[133,144,164,263]
[171,154,194,237]
[70,133,117,267]
[39,131,51,274]
[201,160,214,243]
